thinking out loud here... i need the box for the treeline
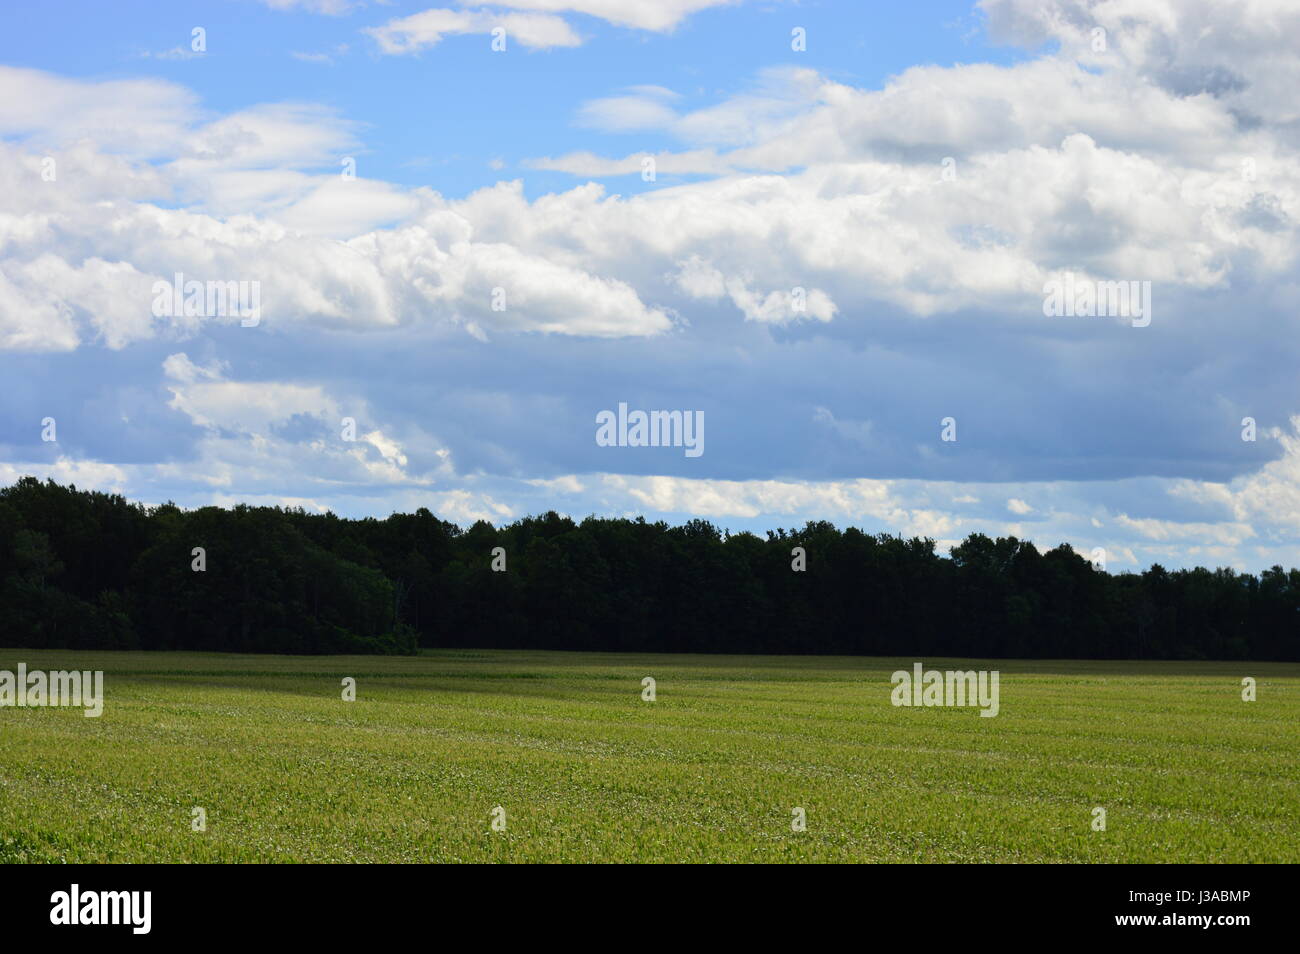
[0,477,1296,660]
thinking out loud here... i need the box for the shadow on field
[0,648,1295,682]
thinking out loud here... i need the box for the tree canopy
[0,477,1295,660]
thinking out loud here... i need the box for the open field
[0,649,1297,863]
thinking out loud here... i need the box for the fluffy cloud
[0,66,197,156]
[0,457,128,490]
[159,352,450,491]
[365,0,743,49]
[980,0,1300,127]
[365,9,582,52]
[476,0,742,32]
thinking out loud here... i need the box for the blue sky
[0,0,1021,199]
[1,0,1299,573]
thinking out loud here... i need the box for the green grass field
[0,649,1296,863]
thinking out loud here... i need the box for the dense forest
[0,476,1296,660]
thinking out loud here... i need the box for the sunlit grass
[0,649,1296,863]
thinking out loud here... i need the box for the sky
[0,0,1298,573]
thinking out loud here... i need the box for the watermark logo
[890,662,999,717]
[595,403,704,458]
[1042,272,1151,327]
[0,664,103,717]
[151,272,261,326]
[50,885,151,934]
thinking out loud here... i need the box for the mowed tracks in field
[0,650,1296,862]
